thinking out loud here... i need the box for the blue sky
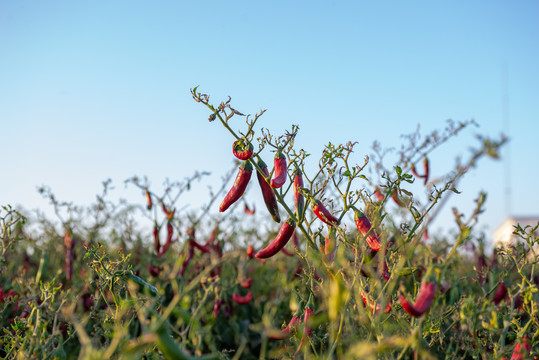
[1,1,538,240]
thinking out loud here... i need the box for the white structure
[493,217,539,248]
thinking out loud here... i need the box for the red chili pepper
[232,139,254,160]
[179,245,194,277]
[373,187,385,202]
[219,160,253,212]
[280,247,295,256]
[270,151,287,189]
[293,167,305,218]
[324,227,337,263]
[244,203,255,215]
[294,295,314,358]
[354,210,381,251]
[423,157,430,185]
[64,231,75,281]
[161,204,175,220]
[391,189,407,207]
[360,291,391,314]
[212,298,222,318]
[256,158,281,223]
[204,223,219,247]
[493,281,508,305]
[400,269,437,317]
[255,218,296,259]
[240,278,252,288]
[232,290,253,304]
[510,337,531,360]
[246,244,254,258]
[311,199,340,226]
[268,308,303,340]
[145,190,153,210]
[186,227,210,253]
[148,264,161,277]
[477,252,489,284]
[153,223,161,255]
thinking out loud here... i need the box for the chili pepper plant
[0,89,537,360]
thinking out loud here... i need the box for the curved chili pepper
[232,290,253,304]
[219,160,253,212]
[400,270,437,317]
[232,139,254,160]
[256,158,281,223]
[312,199,340,226]
[145,190,152,210]
[186,227,210,253]
[255,218,296,259]
[268,308,303,340]
[270,150,287,188]
[354,210,381,251]
[293,167,305,218]
[391,189,407,207]
[294,295,314,358]
[161,204,175,220]
[280,247,295,256]
[360,291,391,314]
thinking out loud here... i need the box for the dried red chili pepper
[294,295,314,358]
[256,158,281,223]
[270,150,287,188]
[219,160,253,212]
[145,190,152,210]
[400,269,437,317]
[232,139,254,160]
[293,167,305,218]
[232,290,253,304]
[240,278,252,288]
[268,307,303,340]
[312,199,340,226]
[354,209,381,252]
[255,218,296,259]
[493,281,508,305]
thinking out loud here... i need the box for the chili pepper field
[1,89,538,359]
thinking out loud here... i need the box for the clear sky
[1,1,538,241]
